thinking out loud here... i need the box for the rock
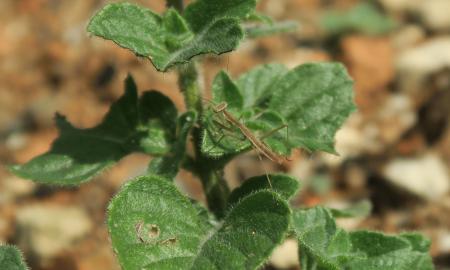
[335,115,380,156]
[323,93,416,165]
[381,0,450,31]
[322,114,380,166]
[376,94,416,144]
[414,0,450,32]
[383,153,450,200]
[0,176,35,203]
[262,0,287,19]
[397,38,450,94]
[436,230,450,255]
[379,0,411,13]
[269,239,298,269]
[16,205,92,260]
[392,25,425,50]
[4,132,27,152]
[344,164,368,192]
[341,36,394,112]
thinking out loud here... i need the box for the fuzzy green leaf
[399,233,432,253]
[237,64,288,108]
[138,91,178,155]
[88,3,247,71]
[346,231,434,270]
[108,175,290,270]
[0,245,28,270]
[293,207,435,270]
[201,63,354,159]
[321,3,395,36]
[212,71,244,112]
[294,207,358,269]
[201,71,247,158]
[269,63,356,154]
[11,76,177,185]
[108,175,210,270]
[184,0,256,33]
[227,174,300,207]
[148,111,196,178]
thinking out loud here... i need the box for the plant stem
[198,167,230,219]
[168,0,229,217]
[178,63,202,113]
[177,63,230,218]
[166,0,183,12]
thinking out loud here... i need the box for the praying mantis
[205,100,291,165]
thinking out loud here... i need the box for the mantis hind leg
[259,124,292,162]
[205,119,246,154]
[247,110,289,142]
[204,133,225,154]
[212,119,246,141]
[260,124,289,141]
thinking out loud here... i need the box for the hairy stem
[178,63,203,113]
[166,0,183,12]
[200,170,230,218]
[168,0,230,217]
[178,63,230,218]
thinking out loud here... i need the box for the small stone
[415,0,450,32]
[379,0,411,13]
[4,133,27,151]
[341,36,394,112]
[377,94,416,144]
[322,114,382,166]
[0,176,35,203]
[397,37,450,94]
[16,205,92,259]
[383,153,450,200]
[392,25,425,50]
[345,165,368,191]
[342,36,395,92]
[381,0,450,32]
[269,239,298,269]
[436,230,450,254]
[325,93,415,164]
[263,0,287,19]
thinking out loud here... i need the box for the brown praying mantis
[206,100,291,165]
[192,94,292,188]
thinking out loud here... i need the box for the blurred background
[0,0,449,269]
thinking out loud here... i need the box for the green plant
[0,245,27,270]
[4,1,434,270]
[321,2,396,36]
